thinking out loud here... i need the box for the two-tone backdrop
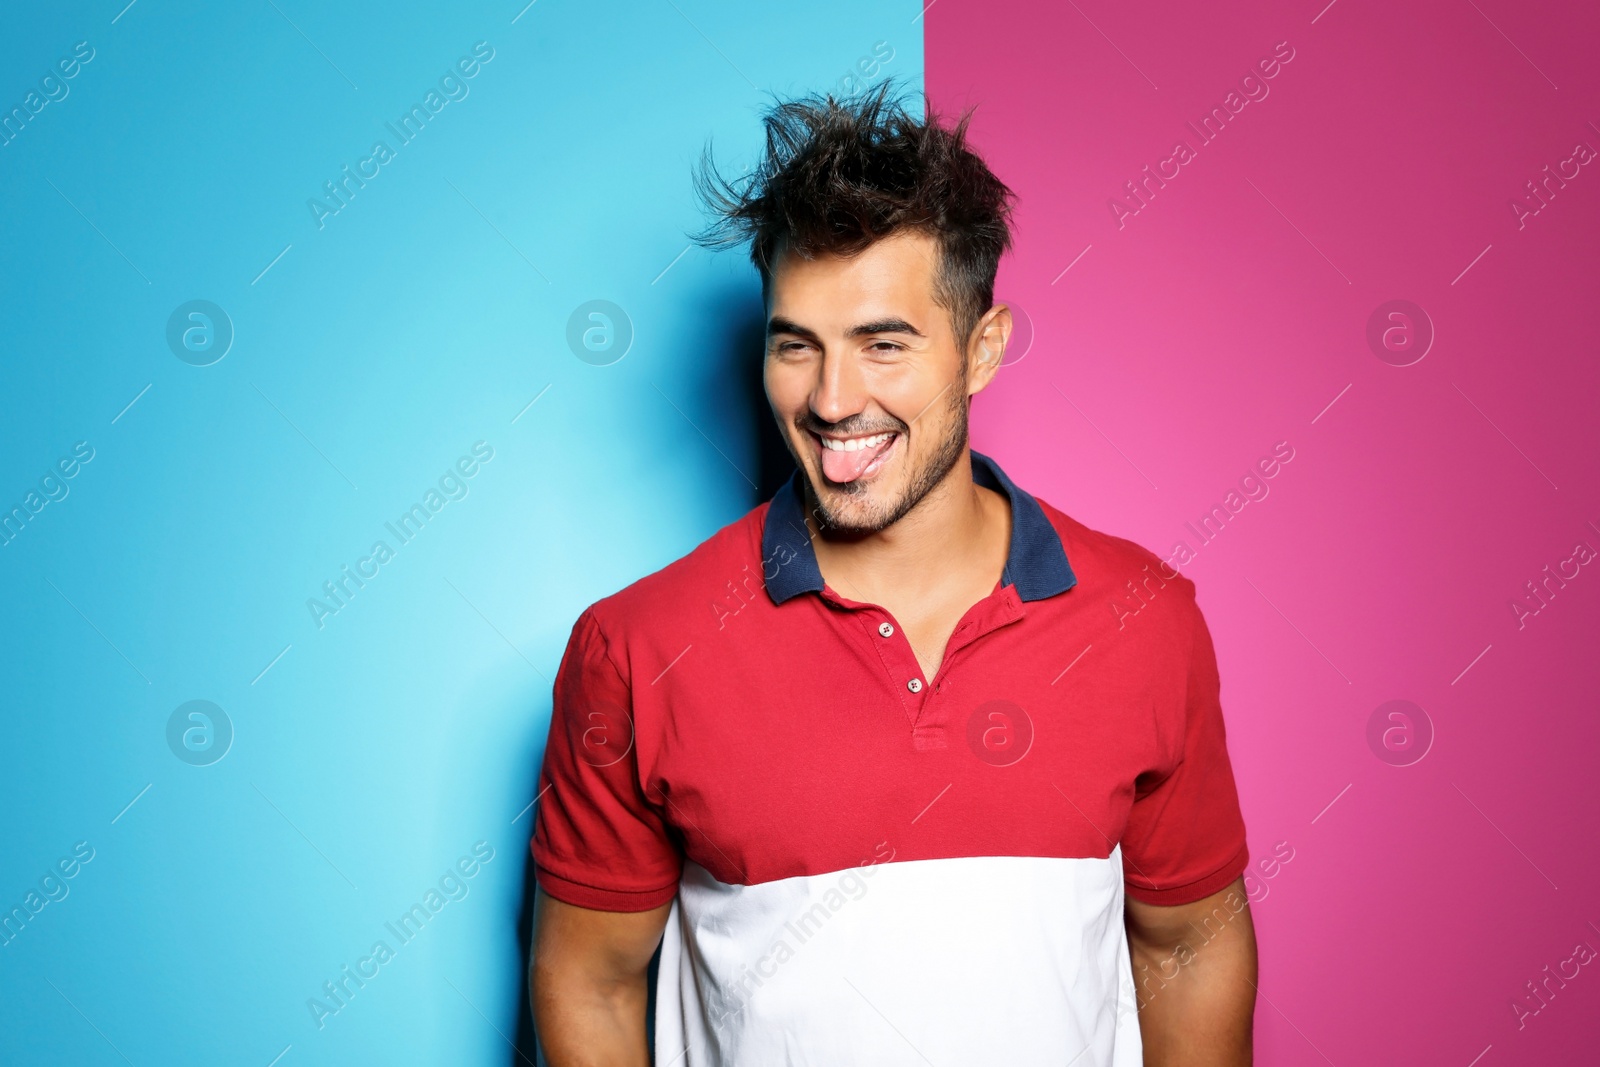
[1,0,1595,1064]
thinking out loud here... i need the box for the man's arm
[530,887,673,1067]
[1125,876,1257,1066]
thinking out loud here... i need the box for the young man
[530,83,1256,1066]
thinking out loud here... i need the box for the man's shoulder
[582,498,770,642]
[1030,491,1199,608]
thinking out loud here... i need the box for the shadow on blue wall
[510,299,785,1063]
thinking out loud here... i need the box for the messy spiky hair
[690,78,1016,350]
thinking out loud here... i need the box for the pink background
[929,0,1600,1062]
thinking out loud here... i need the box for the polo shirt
[531,449,1250,1066]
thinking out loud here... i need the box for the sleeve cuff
[1124,839,1249,907]
[533,862,679,913]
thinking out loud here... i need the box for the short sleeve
[530,608,682,911]
[1121,598,1249,906]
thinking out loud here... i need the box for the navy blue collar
[761,449,1077,605]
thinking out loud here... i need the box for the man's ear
[967,304,1013,394]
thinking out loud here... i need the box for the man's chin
[806,477,900,535]
[818,511,887,537]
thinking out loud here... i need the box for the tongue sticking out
[820,434,897,484]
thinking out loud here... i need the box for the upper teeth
[821,432,894,452]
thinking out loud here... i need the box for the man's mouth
[813,430,900,484]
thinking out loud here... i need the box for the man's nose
[810,346,868,426]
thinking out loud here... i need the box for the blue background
[0,2,919,1063]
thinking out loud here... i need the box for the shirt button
[878,621,894,638]
[907,678,923,693]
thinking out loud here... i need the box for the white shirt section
[654,849,1143,1067]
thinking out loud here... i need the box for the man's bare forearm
[1126,878,1257,1066]
[529,888,670,1067]
[531,962,650,1067]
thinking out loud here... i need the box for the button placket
[881,621,922,693]
[856,609,926,727]
[888,615,924,700]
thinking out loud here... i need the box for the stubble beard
[791,374,970,537]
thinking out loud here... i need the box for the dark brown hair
[690,78,1016,349]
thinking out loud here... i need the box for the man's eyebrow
[847,318,924,338]
[767,316,815,338]
[766,316,925,339]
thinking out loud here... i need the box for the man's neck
[804,449,1010,609]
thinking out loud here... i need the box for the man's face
[764,229,1006,535]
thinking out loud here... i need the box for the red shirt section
[532,452,1249,910]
